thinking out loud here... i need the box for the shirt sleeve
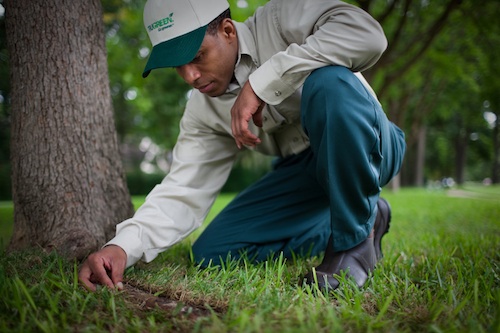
[248,0,387,105]
[106,100,239,268]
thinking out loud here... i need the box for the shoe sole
[374,197,391,261]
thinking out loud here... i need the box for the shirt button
[292,137,299,142]
[274,90,281,97]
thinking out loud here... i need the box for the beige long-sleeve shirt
[107,0,387,268]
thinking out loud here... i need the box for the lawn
[0,185,499,332]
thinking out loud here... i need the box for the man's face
[175,20,238,97]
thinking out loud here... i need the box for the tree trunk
[454,116,467,186]
[415,125,427,187]
[5,0,135,259]
[492,114,499,184]
[454,135,467,185]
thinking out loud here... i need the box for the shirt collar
[227,21,259,93]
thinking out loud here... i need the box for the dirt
[121,283,214,320]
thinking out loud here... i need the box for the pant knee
[303,66,355,98]
[306,65,350,82]
[301,66,372,142]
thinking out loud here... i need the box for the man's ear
[220,18,237,39]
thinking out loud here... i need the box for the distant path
[447,189,499,201]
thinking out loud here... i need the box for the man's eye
[193,54,202,62]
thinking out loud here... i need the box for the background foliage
[0,0,499,199]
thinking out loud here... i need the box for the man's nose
[177,64,201,86]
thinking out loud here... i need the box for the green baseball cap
[142,0,230,78]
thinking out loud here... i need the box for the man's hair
[206,8,232,35]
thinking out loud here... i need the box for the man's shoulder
[244,0,348,42]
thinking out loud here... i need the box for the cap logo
[147,13,174,32]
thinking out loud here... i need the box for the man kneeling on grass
[79,0,406,292]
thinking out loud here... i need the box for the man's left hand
[231,81,265,149]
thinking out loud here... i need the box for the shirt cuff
[249,60,296,106]
[104,226,144,269]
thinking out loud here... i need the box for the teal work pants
[192,66,406,266]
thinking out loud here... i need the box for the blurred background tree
[355,0,499,187]
[0,0,498,201]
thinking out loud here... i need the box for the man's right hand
[230,81,265,149]
[78,245,127,292]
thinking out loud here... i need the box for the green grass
[0,201,13,249]
[1,187,499,332]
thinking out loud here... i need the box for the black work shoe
[302,198,392,291]
[374,197,391,261]
[302,235,377,290]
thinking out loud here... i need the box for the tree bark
[415,125,427,187]
[454,117,467,185]
[492,114,499,184]
[454,137,467,185]
[5,0,134,259]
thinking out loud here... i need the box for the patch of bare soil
[121,283,214,320]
